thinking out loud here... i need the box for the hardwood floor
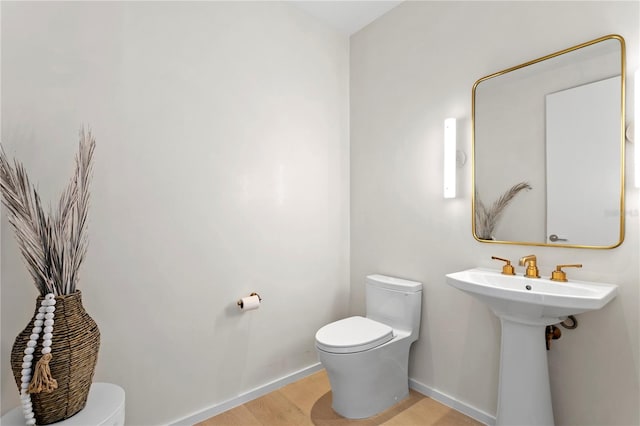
[197,370,484,426]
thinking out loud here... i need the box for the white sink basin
[446,267,617,322]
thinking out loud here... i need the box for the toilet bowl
[315,274,422,419]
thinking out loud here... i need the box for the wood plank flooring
[198,370,484,426]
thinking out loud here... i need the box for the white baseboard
[169,363,324,426]
[409,378,496,426]
[169,364,495,426]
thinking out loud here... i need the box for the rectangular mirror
[472,34,626,249]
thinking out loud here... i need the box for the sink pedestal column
[496,317,554,426]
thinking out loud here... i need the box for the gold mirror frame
[472,34,626,249]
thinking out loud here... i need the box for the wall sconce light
[444,118,457,198]
[635,69,639,188]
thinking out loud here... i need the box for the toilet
[315,274,422,419]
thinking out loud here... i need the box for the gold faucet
[519,255,540,278]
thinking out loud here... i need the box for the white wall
[0,2,349,424]
[351,1,639,425]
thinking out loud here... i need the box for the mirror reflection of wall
[473,35,625,248]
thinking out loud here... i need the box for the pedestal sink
[445,267,617,426]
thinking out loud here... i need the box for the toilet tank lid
[366,274,422,292]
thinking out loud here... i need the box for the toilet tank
[366,274,422,338]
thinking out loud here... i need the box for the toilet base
[317,334,413,419]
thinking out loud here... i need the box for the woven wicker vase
[10,291,100,425]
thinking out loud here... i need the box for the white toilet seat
[315,316,393,354]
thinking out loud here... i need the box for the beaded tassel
[20,294,56,425]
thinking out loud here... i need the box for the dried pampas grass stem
[475,182,532,240]
[0,128,95,295]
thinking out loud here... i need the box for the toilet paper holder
[237,292,262,308]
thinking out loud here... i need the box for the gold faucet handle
[550,264,583,282]
[491,256,515,275]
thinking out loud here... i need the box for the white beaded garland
[20,293,56,426]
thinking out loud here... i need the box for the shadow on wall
[211,302,253,397]
[547,297,640,426]
[457,300,500,413]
